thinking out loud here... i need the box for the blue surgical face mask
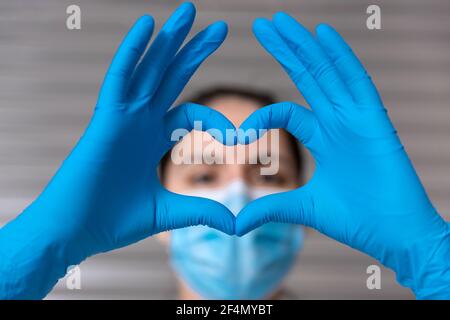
[170,180,303,300]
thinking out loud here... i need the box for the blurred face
[164,96,300,192]
[162,95,304,300]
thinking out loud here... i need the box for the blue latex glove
[0,3,235,299]
[236,13,450,299]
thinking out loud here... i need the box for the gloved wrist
[411,221,450,299]
[387,216,450,299]
[0,206,87,299]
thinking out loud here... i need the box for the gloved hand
[0,2,235,299]
[236,12,450,299]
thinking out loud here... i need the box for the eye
[189,171,217,186]
[256,174,287,186]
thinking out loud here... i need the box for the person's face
[162,95,304,300]
[164,96,300,193]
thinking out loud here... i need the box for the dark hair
[186,86,277,107]
[159,86,304,183]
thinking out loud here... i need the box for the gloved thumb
[235,188,314,236]
[163,102,237,153]
[156,188,235,235]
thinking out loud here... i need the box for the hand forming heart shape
[2,2,448,300]
[232,13,449,300]
[24,2,448,271]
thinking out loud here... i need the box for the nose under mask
[170,180,304,300]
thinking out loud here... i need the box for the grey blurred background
[0,0,449,299]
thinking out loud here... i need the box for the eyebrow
[170,145,295,167]
[250,155,292,166]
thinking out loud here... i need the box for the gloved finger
[130,2,196,102]
[253,17,331,120]
[157,189,235,235]
[151,21,228,115]
[235,188,313,236]
[316,23,383,107]
[99,15,154,107]
[237,102,317,148]
[272,12,352,106]
[163,102,236,153]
